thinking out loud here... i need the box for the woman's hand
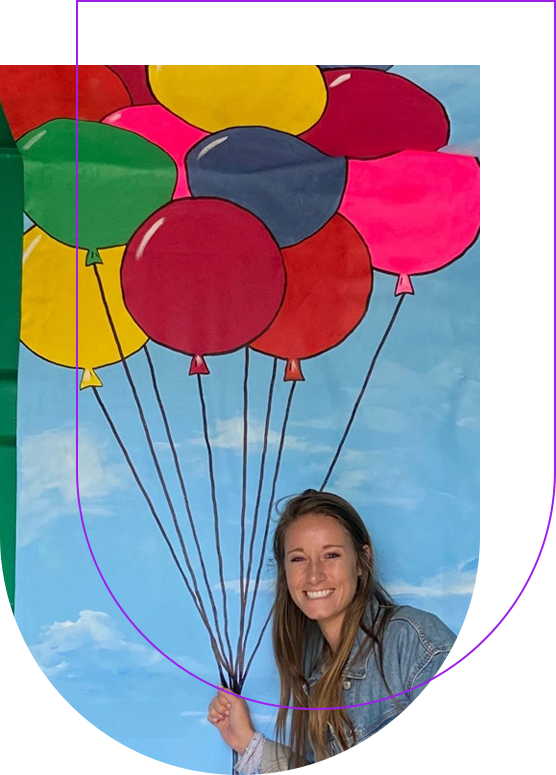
[207,684,257,755]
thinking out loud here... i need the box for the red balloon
[106,65,155,105]
[340,151,480,295]
[301,69,450,159]
[0,65,131,140]
[251,214,372,381]
[121,199,286,375]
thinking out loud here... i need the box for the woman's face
[284,513,368,635]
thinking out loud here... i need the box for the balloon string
[238,350,249,629]
[240,604,274,687]
[236,357,278,679]
[234,349,251,675]
[196,374,236,671]
[239,381,297,684]
[320,293,407,492]
[92,387,230,683]
[92,265,233,678]
[144,344,233,674]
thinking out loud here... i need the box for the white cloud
[330,449,426,510]
[388,559,478,599]
[30,610,164,679]
[18,427,125,545]
[31,610,214,675]
[190,417,332,454]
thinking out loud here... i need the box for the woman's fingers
[208,697,230,721]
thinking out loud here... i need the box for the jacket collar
[303,597,382,692]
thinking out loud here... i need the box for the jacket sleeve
[406,648,463,721]
[234,733,312,772]
[260,740,315,775]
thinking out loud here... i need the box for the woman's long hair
[269,490,397,767]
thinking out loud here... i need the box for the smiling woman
[207,490,456,771]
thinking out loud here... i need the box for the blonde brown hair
[269,489,397,767]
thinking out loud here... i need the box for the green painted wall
[0,103,23,614]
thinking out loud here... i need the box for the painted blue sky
[15,65,479,773]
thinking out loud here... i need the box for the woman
[208,490,456,771]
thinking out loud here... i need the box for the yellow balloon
[148,65,327,135]
[21,228,148,389]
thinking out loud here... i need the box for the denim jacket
[236,600,456,772]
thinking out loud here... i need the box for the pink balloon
[102,105,208,199]
[340,151,480,295]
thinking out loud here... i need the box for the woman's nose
[306,560,326,584]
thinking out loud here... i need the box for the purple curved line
[74,54,554,711]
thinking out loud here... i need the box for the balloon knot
[85,248,103,267]
[395,274,414,296]
[284,359,305,382]
[189,354,210,376]
[80,368,103,390]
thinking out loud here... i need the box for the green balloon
[18,119,177,263]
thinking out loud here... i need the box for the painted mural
[1,65,479,773]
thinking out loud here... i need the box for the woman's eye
[290,556,304,562]
[326,553,340,559]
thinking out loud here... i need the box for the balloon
[18,119,177,263]
[121,199,286,375]
[301,69,450,159]
[103,105,208,198]
[21,228,147,389]
[148,65,327,135]
[340,151,480,295]
[186,127,347,248]
[106,65,155,105]
[319,65,393,71]
[252,214,372,381]
[0,65,131,140]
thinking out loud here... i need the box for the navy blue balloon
[186,127,347,248]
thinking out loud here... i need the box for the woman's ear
[358,545,371,577]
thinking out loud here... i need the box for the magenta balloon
[103,105,208,198]
[340,151,480,293]
[121,199,286,374]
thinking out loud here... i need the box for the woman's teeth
[305,589,334,599]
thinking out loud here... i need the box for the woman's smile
[304,589,335,599]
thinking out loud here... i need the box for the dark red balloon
[301,68,450,159]
[0,65,131,140]
[106,65,156,105]
[251,214,372,381]
[121,199,286,375]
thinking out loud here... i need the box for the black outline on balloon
[250,213,374,379]
[183,125,348,251]
[105,65,156,107]
[338,156,481,281]
[119,195,288,362]
[18,228,148,376]
[19,118,179,255]
[301,68,453,162]
[145,65,330,138]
